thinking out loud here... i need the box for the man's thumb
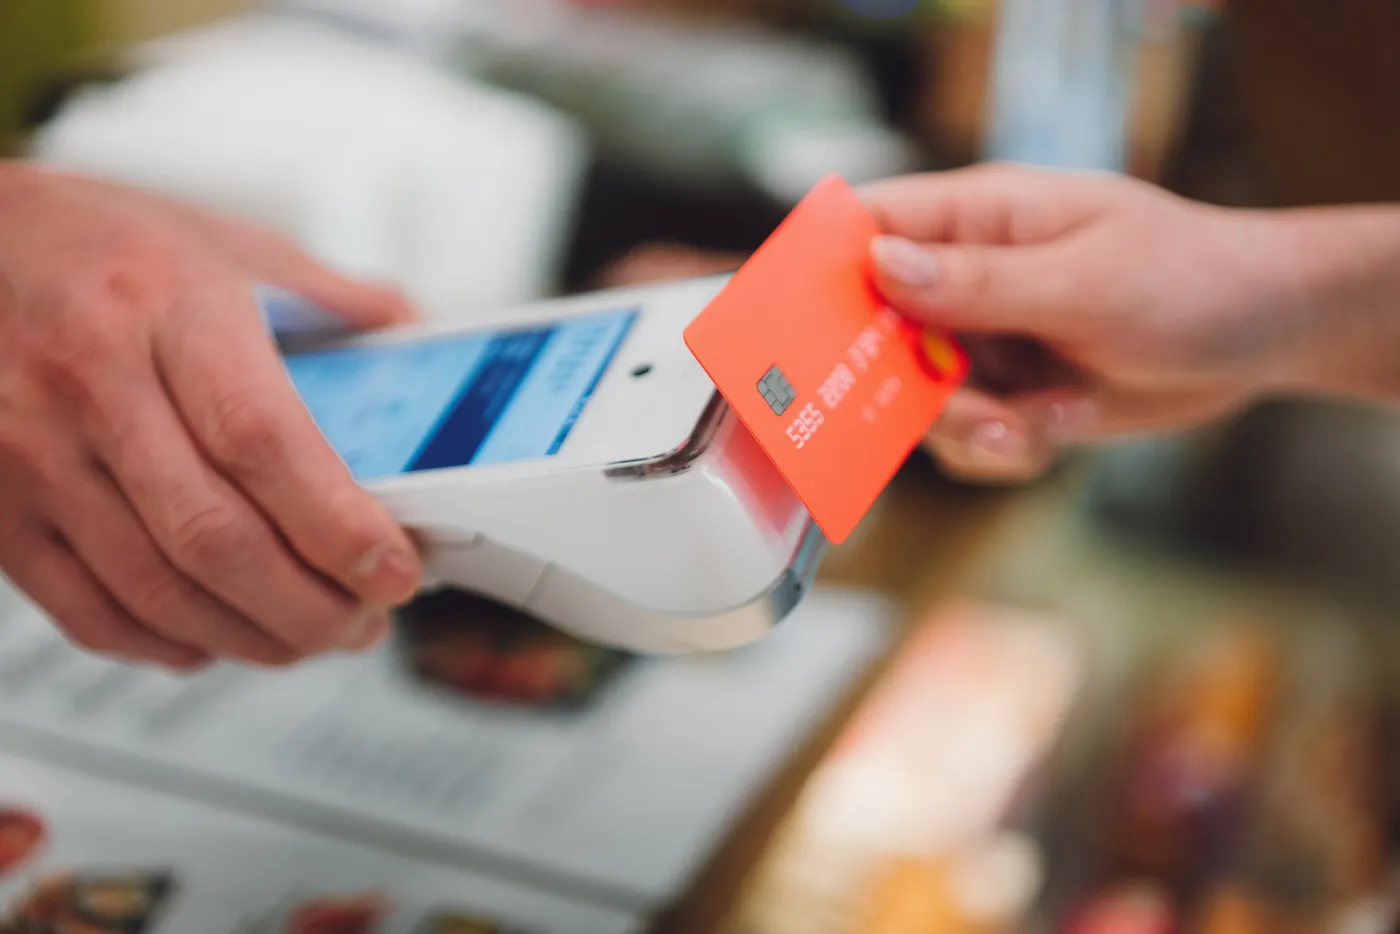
[190,208,419,330]
[271,257,416,331]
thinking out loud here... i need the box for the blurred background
[2,1,1400,932]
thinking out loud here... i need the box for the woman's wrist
[1276,205,1400,404]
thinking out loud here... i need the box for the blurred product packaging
[280,0,920,205]
[29,14,590,319]
[988,0,1147,171]
[723,601,1085,934]
[985,0,1216,173]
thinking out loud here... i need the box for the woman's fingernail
[1045,399,1099,440]
[871,236,940,286]
[970,421,1030,464]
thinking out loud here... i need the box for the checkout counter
[1,2,1399,932]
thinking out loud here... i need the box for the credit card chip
[757,366,797,416]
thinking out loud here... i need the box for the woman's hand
[860,163,1342,483]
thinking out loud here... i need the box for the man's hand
[859,164,1328,484]
[0,163,423,669]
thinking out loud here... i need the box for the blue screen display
[284,309,638,481]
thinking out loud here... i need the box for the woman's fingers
[923,388,1057,485]
[923,385,1107,485]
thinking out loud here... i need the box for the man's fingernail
[871,235,940,286]
[362,622,392,651]
[1045,399,1098,440]
[970,421,1030,464]
[352,543,419,587]
[380,548,420,589]
[377,286,418,322]
[343,609,391,651]
[364,611,394,649]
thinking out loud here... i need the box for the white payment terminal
[276,276,827,654]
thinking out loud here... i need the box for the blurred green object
[0,0,101,152]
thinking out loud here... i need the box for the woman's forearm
[1284,205,1400,403]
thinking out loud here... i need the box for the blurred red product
[0,810,46,877]
[1064,884,1175,934]
[1109,627,1279,880]
[283,892,389,934]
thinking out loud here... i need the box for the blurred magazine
[0,584,896,932]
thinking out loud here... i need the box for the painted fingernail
[970,421,1030,464]
[871,235,940,286]
[1045,399,1099,440]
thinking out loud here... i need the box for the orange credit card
[684,175,968,545]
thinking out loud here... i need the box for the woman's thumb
[870,235,1061,336]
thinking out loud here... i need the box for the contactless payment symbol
[919,330,961,380]
[757,366,797,416]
